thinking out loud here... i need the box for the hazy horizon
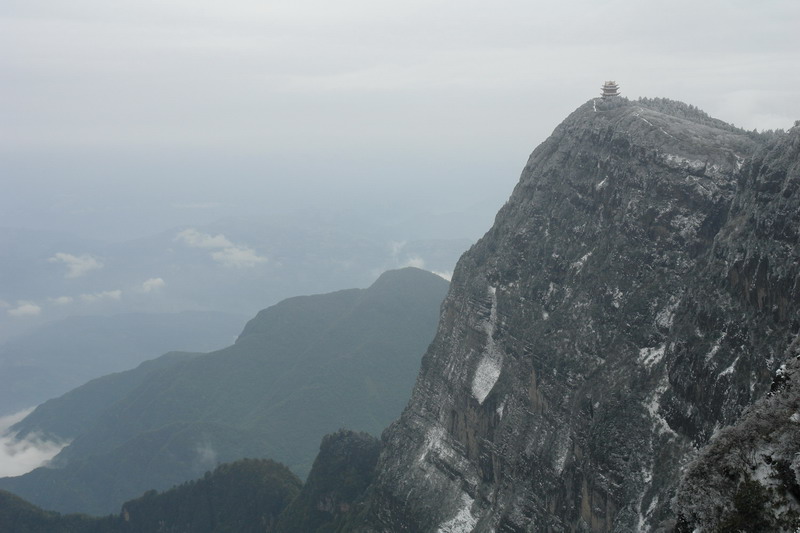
[3,0,800,337]
[3,0,799,242]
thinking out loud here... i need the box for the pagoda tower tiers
[601,80,620,98]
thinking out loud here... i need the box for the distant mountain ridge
[0,267,449,516]
[0,311,245,415]
[0,217,470,344]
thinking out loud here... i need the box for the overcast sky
[2,0,799,240]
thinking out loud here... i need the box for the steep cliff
[352,98,799,532]
[276,430,380,532]
[672,352,800,532]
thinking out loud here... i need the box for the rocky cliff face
[352,98,799,532]
[276,430,380,532]
[673,351,800,532]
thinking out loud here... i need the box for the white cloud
[433,270,453,282]
[175,228,234,249]
[389,241,407,258]
[194,441,218,471]
[141,277,166,292]
[80,289,122,303]
[49,296,74,305]
[48,252,103,278]
[401,256,426,269]
[0,300,9,308]
[8,301,42,317]
[176,228,267,268]
[0,408,69,477]
[210,246,267,268]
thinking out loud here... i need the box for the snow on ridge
[436,493,478,533]
[471,286,503,404]
[634,109,677,140]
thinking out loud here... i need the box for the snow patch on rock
[655,295,681,330]
[704,334,724,362]
[436,493,478,533]
[571,251,592,272]
[645,378,677,437]
[610,287,624,309]
[472,286,503,404]
[718,355,739,377]
[661,153,706,173]
[639,344,666,368]
[418,426,447,464]
[553,431,570,474]
[672,213,703,239]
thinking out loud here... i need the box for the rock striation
[351,98,799,532]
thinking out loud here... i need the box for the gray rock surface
[672,351,800,532]
[351,98,799,532]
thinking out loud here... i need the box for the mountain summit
[349,98,799,531]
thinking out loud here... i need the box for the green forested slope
[0,459,300,533]
[0,268,448,515]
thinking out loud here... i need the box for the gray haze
[2,0,800,335]
[2,0,799,241]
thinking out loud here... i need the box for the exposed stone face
[352,99,799,532]
[276,430,380,533]
[672,350,800,532]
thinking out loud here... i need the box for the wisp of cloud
[0,408,70,478]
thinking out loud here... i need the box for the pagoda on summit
[601,80,620,98]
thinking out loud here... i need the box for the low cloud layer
[48,252,104,278]
[176,228,267,268]
[0,409,69,477]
